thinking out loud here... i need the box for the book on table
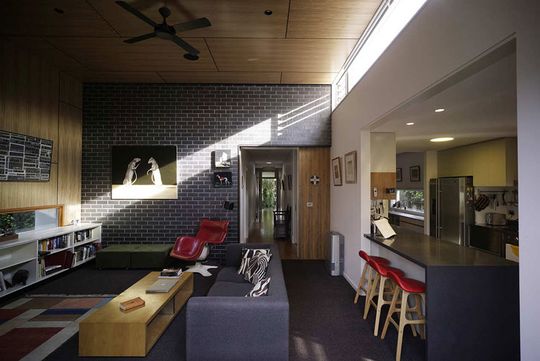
[146,278,178,293]
[119,297,145,311]
[159,268,182,278]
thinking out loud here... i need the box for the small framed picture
[332,157,343,186]
[214,150,231,168]
[410,165,421,182]
[396,168,402,182]
[213,172,232,188]
[344,151,357,184]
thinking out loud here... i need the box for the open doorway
[239,147,298,259]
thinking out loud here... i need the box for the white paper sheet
[373,218,396,239]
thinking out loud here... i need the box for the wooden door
[298,147,330,259]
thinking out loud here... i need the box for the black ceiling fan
[115,1,211,61]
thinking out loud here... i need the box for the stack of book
[159,268,182,278]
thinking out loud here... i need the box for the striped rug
[0,296,111,361]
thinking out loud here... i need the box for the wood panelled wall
[298,147,330,259]
[0,38,82,224]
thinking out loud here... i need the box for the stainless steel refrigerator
[429,177,475,245]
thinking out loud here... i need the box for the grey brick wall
[81,83,331,260]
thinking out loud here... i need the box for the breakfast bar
[364,228,519,361]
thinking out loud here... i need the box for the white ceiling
[371,47,517,153]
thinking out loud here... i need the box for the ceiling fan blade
[115,1,157,27]
[124,32,156,44]
[170,35,200,55]
[173,17,211,33]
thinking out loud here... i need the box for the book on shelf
[119,297,145,311]
[159,268,182,278]
[44,264,63,275]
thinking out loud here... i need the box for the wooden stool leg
[354,262,369,304]
[407,295,418,338]
[363,271,378,319]
[415,293,426,340]
[373,275,388,336]
[396,291,410,361]
[381,286,400,339]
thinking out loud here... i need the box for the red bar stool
[354,250,391,304]
[381,269,426,361]
[363,259,405,337]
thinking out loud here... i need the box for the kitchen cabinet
[438,138,517,186]
[370,172,396,200]
[371,133,396,200]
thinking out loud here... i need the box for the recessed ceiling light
[434,108,445,113]
[406,122,415,126]
[247,58,259,62]
[266,161,272,164]
[430,137,454,142]
[264,10,273,16]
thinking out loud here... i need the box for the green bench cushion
[130,244,172,269]
[96,244,172,269]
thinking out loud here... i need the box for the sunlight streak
[277,95,330,119]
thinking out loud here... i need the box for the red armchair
[170,219,229,277]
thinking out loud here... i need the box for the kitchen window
[392,189,424,214]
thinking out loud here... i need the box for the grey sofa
[186,243,289,361]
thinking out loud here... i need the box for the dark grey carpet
[284,260,424,361]
[4,260,424,361]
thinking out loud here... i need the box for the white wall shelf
[0,223,101,298]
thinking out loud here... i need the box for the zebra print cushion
[243,251,272,284]
[245,277,271,297]
[238,248,272,276]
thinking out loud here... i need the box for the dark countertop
[388,209,425,221]
[364,227,517,268]
[473,223,518,233]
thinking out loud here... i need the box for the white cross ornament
[310,175,320,185]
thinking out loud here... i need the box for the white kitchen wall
[330,0,539,357]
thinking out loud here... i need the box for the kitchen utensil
[474,194,490,211]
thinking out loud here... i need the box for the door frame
[239,146,298,245]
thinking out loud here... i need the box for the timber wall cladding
[81,83,331,259]
[0,38,82,223]
[299,147,330,259]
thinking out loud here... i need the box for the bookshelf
[0,223,101,298]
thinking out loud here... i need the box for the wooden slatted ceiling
[0,0,382,84]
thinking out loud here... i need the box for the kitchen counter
[388,209,425,221]
[363,227,519,361]
[364,228,516,267]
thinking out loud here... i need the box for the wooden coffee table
[79,272,193,356]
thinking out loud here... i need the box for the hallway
[248,208,298,260]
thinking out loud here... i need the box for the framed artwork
[214,171,232,188]
[344,151,357,184]
[396,168,402,182]
[410,165,421,182]
[214,150,231,168]
[111,145,177,199]
[332,157,343,186]
[0,130,53,182]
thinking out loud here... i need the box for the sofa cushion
[238,248,271,275]
[246,277,271,297]
[207,281,254,297]
[243,252,272,284]
[216,267,246,283]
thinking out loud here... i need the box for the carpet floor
[2,260,425,361]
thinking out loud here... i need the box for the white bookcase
[0,223,102,298]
